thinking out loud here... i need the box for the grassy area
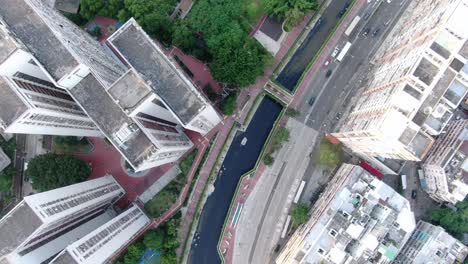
[52,136,93,154]
[0,137,16,200]
[144,150,198,218]
[313,139,343,168]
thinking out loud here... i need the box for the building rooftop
[52,204,150,264]
[54,0,80,14]
[69,74,158,169]
[107,69,152,112]
[0,28,17,65]
[396,221,468,264]
[0,77,28,128]
[286,165,415,264]
[0,202,43,257]
[0,0,79,81]
[259,16,284,41]
[108,19,206,125]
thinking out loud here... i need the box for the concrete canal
[188,96,283,264]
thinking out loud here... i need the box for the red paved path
[85,16,120,42]
[75,138,174,208]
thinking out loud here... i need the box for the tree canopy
[291,202,309,228]
[25,153,90,192]
[431,201,468,239]
[0,167,14,192]
[188,0,268,87]
[265,0,319,30]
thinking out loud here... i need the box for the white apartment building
[50,204,150,264]
[395,221,468,264]
[333,0,468,167]
[422,120,468,204]
[0,0,221,171]
[276,164,416,264]
[0,175,125,264]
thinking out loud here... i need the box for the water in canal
[276,0,354,91]
[188,96,283,264]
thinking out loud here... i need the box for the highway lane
[296,0,411,131]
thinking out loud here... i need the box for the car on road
[372,28,380,37]
[363,12,371,20]
[325,69,333,78]
[331,47,340,57]
[363,28,370,37]
[308,96,316,106]
[323,58,331,67]
[411,189,417,199]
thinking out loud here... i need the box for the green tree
[143,229,165,250]
[220,93,238,115]
[315,139,342,168]
[173,21,195,52]
[79,0,105,20]
[263,153,274,166]
[291,203,309,228]
[143,12,174,44]
[210,32,267,87]
[431,201,468,239]
[25,153,90,192]
[123,243,144,264]
[265,0,319,29]
[0,167,14,192]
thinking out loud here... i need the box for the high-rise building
[276,164,416,264]
[0,0,221,171]
[332,0,468,168]
[0,175,125,264]
[50,204,150,264]
[395,221,468,264]
[422,119,468,204]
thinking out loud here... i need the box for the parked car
[331,47,340,57]
[411,189,417,199]
[323,58,331,67]
[325,69,333,78]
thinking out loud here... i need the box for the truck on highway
[336,42,352,62]
[345,16,361,36]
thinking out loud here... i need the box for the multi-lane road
[297,0,411,131]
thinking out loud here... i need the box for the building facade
[0,147,11,172]
[395,220,468,264]
[422,119,468,204]
[276,164,416,264]
[0,0,221,171]
[0,175,125,264]
[332,0,468,166]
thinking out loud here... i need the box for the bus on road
[336,42,352,62]
[401,174,407,190]
[345,16,361,36]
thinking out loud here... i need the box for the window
[329,229,338,237]
[317,248,325,255]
